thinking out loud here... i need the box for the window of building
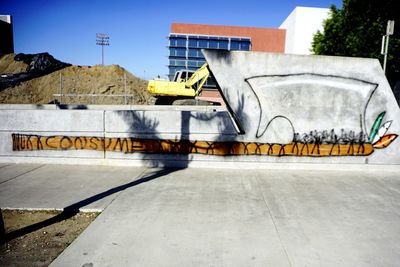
[230,41,240,50]
[175,60,186,67]
[189,48,205,58]
[176,48,186,57]
[198,39,208,48]
[241,41,251,50]
[188,60,197,67]
[177,38,186,47]
[169,38,177,47]
[188,38,198,48]
[209,40,218,49]
[218,41,228,49]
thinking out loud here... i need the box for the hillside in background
[0,53,152,105]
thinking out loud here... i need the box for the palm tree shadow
[1,167,180,243]
[116,109,191,168]
[1,93,247,243]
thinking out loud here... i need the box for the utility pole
[381,20,395,74]
[96,33,110,65]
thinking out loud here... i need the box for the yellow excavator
[147,63,216,105]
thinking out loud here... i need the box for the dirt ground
[0,209,99,266]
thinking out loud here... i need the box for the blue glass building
[168,34,251,82]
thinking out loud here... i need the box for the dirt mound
[0,54,27,74]
[0,53,71,91]
[0,53,152,105]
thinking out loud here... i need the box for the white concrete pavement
[0,163,146,211]
[1,164,400,266]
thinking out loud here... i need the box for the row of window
[188,39,228,49]
[169,59,206,68]
[169,48,205,58]
[170,34,251,42]
[169,38,251,50]
[169,42,250,59]
[167,34,252,83]
[170,34,233,40]
[169,47,186,57]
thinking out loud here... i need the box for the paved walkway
[1,163,400,266]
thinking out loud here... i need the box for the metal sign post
[381,20,395,74]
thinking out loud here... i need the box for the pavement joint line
[0,164,46,186]
[0,164,11,169]
[99,167,148,212]
[255,175,293,267]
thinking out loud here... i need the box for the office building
[168,23,286,81]
[279,7,330,54]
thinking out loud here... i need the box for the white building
[0,15,14,55]
[280,7,330,55]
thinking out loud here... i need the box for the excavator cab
[148,63,212,105]
[173,70,195,83]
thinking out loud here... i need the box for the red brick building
[171,23,286,53]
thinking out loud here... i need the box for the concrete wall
[204,50,400,165]
[1,51,399,167]
[0,105,238,166]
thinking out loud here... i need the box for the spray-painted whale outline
[244,73,378,140]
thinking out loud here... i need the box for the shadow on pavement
[1,167,181,243]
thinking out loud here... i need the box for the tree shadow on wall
[115,99,245,168]
[109,87,248,185]
[115,109,191,169]
[114,109,191,168]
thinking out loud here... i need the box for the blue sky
[2,0,342,79]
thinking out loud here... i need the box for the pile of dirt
[0,54,27,74]
[0,53,152,105]
[0,53,71,91]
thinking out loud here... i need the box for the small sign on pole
[387,20,395,35]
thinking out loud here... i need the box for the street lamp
[96,33,110,65]
[381,20,395,74]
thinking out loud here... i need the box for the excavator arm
[185,63,210,96]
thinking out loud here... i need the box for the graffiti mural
[244,74,380,142]
[12,116,397,157]
[6,52,399,162]
[9,76,398,158]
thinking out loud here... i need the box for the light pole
[96,33,110,65]
[381,20,395,74]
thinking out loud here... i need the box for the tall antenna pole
[96,33,110,65]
